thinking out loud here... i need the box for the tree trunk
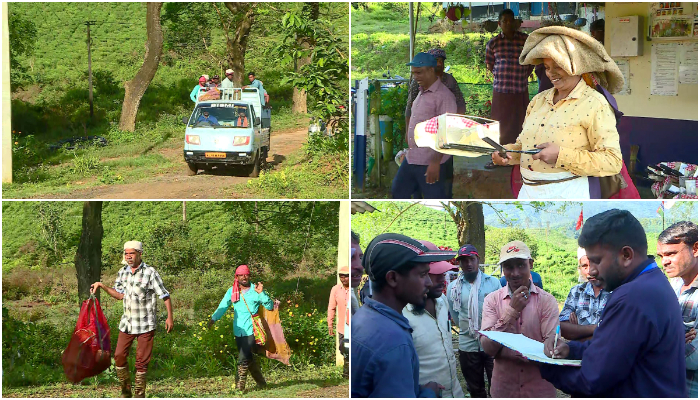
[119,2,164,132]
[75,201,104,303]
[223,3,256,86]
[443,201,485,261]
[291,2,319,114]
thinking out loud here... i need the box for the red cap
[235,265,250,275]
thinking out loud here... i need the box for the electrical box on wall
[611,16,644,57]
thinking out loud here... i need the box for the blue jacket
[540,259,687,397]
[351,298,436,398]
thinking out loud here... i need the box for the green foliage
[276,5,349,128]
[69,153,101,176]
[2,202,345,389]
[305,127,350,159]
[8,8,37,88]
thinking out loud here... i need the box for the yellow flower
[199,322,203,326]
[202,327,206,331]
[295,339,299,342]
[220,335,224,339]
[198,337,202,340]
[193,334,197,337]
[215,326,218,330]
[313,350,316,352]
[220,350,223,353]
[309,341,313,345]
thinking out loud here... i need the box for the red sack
[61,295,112,383]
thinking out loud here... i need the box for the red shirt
[480,282,560,398]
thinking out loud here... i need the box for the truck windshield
[188,104,251,128]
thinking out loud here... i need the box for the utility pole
[85,21,96,119]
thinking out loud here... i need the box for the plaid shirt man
[485,31,534,94]
[558,282,611,326]
[114,262,170,334]
[672,276,698,398]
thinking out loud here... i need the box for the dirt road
[37,128,308,199]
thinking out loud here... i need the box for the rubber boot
[237,361,249,392]
[248,358,267,388]
[134,371,147,398]
[116,366,132,398]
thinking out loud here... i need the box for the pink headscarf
[231,265,250,303]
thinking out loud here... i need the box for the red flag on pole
[575,209,584,231]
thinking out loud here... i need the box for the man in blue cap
[392,52,457,199]
[447,244,501,398]
[351,233,457,397]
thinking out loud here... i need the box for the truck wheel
[248,151,260,178]
[187,163,198,176]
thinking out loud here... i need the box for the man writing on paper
[657,221,698,398]
[403,240,465,398]
[446,244,501,398]
[480,241,560,397]
[540,209,687,397]
[558,248,610,341]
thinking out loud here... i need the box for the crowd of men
[190,70,269,105]
[350,213,697,398]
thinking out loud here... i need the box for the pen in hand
[553,325,560,358]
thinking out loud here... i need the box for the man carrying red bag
[91,241,174,398]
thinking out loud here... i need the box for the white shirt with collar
[402,294,465,398]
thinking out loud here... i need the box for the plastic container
[413,113,501,157]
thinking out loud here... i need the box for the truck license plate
[205,152,226,158]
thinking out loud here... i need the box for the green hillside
[6,3,349,199]
[2,201,345,392]
[352,201,697,303]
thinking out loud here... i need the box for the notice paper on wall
[614,59,631,95]
[679,42,698,84]
[478,330,582,367]
[651,43,679,96]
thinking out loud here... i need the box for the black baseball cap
[456,244,479,259]
[363,233,457,281]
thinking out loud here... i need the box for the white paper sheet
[478,330,582,367]
[651,43,679,96]
[679,42,698,84]
[614,59,631,95]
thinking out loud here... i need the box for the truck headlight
[233,136,250,146]
[186,135,200,145]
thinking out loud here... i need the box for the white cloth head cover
[122,241,143,265]
[577,247,588,282]
[577,247,587,262]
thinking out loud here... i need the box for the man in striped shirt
[485,8,533,168]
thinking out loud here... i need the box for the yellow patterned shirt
[505,78,622,177]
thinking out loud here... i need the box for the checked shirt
[485,31,534,94]
[559,282,610,326]
[114,262,170,334]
